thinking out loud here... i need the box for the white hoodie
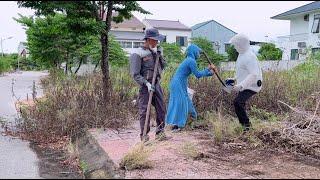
[230,34,263,93]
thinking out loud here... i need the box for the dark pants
[234,90,256,128]
[138,82,166,137]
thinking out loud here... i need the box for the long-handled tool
[201,51,227,88]
[142,50,160,142]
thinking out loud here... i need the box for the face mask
[148,44,157,52]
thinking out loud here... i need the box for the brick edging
[73,131,125,179]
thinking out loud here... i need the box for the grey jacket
[129,46,166,86]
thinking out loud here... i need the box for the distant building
[103,12,146,55]
[142,19,192,51]
[271,1,320,60]
[17,42,28,58]
[191,19,237,55]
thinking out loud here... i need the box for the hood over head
[186,44,202,60]
[229,34,250,54]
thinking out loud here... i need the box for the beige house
[103,12,146,54]
[142,19,192,51]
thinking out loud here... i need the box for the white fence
[220,60,305,72]
[61,62,97,76]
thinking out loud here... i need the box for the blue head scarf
[186,44,202,60]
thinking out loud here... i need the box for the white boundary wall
[220,60,305,72]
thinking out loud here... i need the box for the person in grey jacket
[129,28,167,142]
[228,34,263,132]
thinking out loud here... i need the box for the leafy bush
[226,45,238,61]
[87,35,129,68]
[109,36,129,67]
[190,37,226,65]
[258,43,282,61]
[160,42,184,65]
[0,53,43,71]
[0,55,14,74]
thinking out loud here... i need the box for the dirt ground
[124,129,320,179]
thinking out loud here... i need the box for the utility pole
[1,37,3,57]
[265,35,269,43]
[1,36,13,57]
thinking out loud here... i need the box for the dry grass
[119,143,153,171]
[254,97,320,159]
[189,110,243,143]
[17,69,138,143]
[188,62,320,116]
[179,142,202,160]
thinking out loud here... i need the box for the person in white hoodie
[227,34,263,132]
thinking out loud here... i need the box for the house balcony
[277,33,309,43]
[276,33,320,61]
[277,33,320,44]
[277,33,320,50]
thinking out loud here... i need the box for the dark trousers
[138,82,166,137]
[233,90,256,127]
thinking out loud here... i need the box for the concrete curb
[73,131,125,179]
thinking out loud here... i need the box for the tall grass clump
[18,67,137,143]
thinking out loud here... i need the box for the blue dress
[165,44,213,128]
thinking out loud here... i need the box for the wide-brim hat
[144,28,165,41]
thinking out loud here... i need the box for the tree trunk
[65,57,68,75]
[94,60,100,72]
[74,56,84,74]
[65,52,69,75]
[100,1,113,99]
[68,63,73,74]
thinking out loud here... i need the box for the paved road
[0,71,47,179]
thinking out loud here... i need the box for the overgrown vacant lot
[16,58,320,178]
[122,129,320,179]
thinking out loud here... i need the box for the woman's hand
[208,64,218,74]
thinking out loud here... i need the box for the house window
[311,14,320,33]
[290,49,299,60]
[225,44,231,52]
[312,47,320,54]
[133,42,144,48]
[163,36,167,43]
[119,41,132,48]
[176,36,187,47]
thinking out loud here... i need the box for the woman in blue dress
[165,44,216,131]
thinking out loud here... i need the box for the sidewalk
[89,122,142,166]
[87,121,253,179]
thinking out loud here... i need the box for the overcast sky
[0,1,313,53]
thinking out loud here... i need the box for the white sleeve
[238,57,260,89]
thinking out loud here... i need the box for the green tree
[16,13,127,74]
[77,35,128,71]
[15,13,83,72]
[258,43,282,61]
[160,42,184,65]
[108,36,129,67]
[190,37,226,66]
[18,1,150,97]
[226,45,238,61]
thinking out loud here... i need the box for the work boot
[155,131,167,141]
[140,134,150,142]
[171,125,179,130]
[171,125,182,133]
[243,122,252,132]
